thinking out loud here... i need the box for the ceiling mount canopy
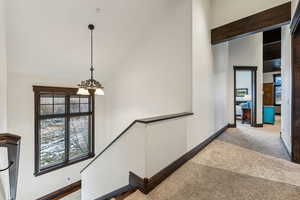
[77,24,104,96]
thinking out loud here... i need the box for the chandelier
[77,24,104,96]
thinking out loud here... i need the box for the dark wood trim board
[36,181,81,200]
[228,124,236,128]
[291,0,300,164]
[254,124,264,128]
[233,66,258,128]
[291,0,300,165]
[292,25,300,164]
[211,2,291,45]
[32,85,79,94]
[95,185,134,200]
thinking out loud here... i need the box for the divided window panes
[274,75,282,106]
[34,88,94,176]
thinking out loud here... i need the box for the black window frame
[273,74,282,106]
[33,86,95,176]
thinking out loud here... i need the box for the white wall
[211,0,291,28]
[84,0,231,198]
[102,0,192,144]
[146,118,187,177]
[236,71,252,96]
[82,117,189,200]
[6,0,185,83]
[228,33,264,124]
[6,72,105,199]
[5,0,192,199]
[0,0,8,198]
[82,123,147,200]
[0,0,7,132]
[281,25,292,154]
[0,176,5,200]
[212,42,230,131]
[187,0,230,151]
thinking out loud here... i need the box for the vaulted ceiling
[6,0,174,81]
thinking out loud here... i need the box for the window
[274,74,282,106]
[33,86,95,176]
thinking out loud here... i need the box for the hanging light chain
[90,24,94,80]
[78,24,104,92]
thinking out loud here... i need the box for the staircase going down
[81,112,194,200]
[116,128,300,200]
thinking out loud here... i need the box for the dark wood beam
[211,2,291,45]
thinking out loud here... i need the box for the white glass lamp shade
[77,88,90,95]
[95,88,104,95]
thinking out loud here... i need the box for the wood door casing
[291,0,300,164]
[292,31,300,163]
[233,67,257,127]
[263,83,274,106]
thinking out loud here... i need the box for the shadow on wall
[0,178,5,200]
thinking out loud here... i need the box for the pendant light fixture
[77,24,104,96]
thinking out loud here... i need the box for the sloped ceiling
[6,0,173,81]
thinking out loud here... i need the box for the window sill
[34,153,95,177]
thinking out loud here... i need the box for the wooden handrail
[0,161,14,172]
[0,134,21,146]
[81,112,193,173]
[36,181,81,200]
[0,133,21,200]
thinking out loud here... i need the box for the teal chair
[263,106,275,124]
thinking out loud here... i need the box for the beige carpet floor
[125,118,300,200]
[229,117,290,160]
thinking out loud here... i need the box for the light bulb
[77,88,90,95]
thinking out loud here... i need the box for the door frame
[210,1,300,163]
[291,1,300,164]
[233,66,258,127]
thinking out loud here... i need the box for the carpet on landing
[124,119,300,200]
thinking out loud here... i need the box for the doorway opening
[211,1,300,162]
[262,28,282,130]
[234,67,257,127]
